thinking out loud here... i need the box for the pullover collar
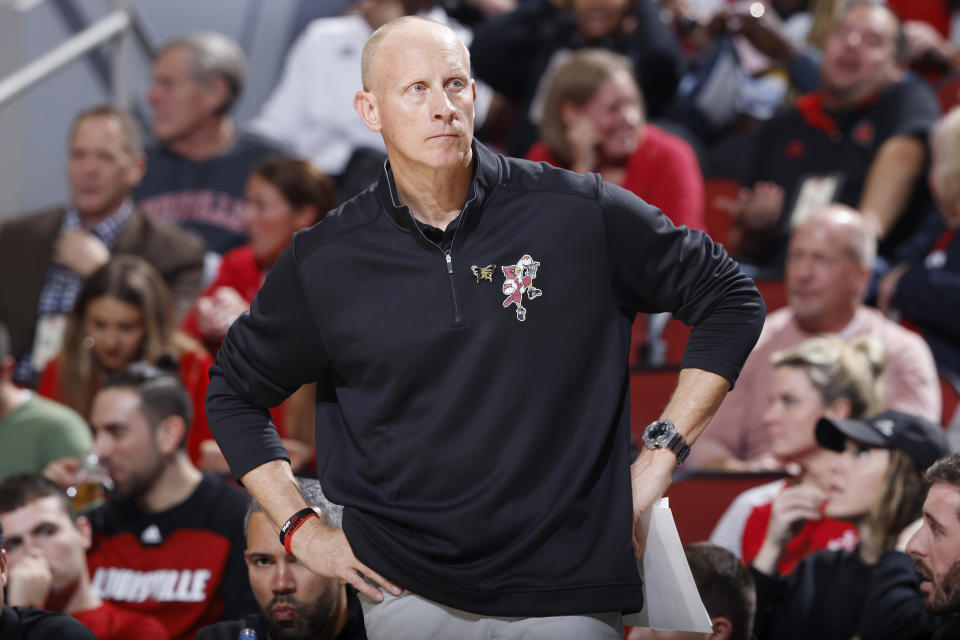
[374,140,502,238]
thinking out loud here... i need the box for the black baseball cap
[816,409,949,470]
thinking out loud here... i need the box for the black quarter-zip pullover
[208,142,764,616]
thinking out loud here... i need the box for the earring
[82,336,95,349]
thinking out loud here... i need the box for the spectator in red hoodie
[526,48,705,233]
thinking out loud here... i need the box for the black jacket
[208,141,764,617]
[0,606,96,640]
[752,547,945,640]
[470,0,685,157]
[195,589,366,640]
[935,617,960,640]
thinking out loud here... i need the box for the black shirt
[208,141,765,617]
[85,475,257,640]
[135,131,286,254]
[470,0,684,156]
[740,76,940,270]
[752,547,945,640]
[0,605,97,640]
[195,589,366,640]
[935,616,960,640]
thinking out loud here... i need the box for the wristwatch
[641,419,691,467]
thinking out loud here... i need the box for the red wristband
[279,508,319,555]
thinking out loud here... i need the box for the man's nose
[270,560,296,593]
[792,257,814,278]
[93,431,112,459]
[905,525,927,557]
[146,85,161,107]
[432,90,456,121]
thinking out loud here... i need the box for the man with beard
[908,452,960,639]
[81,362,256,640]
[197,478,365,639]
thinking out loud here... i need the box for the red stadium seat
[703,178,740,248]
[664,471,788,545]
[630,369,681,442]
[938,74,960,113]
[755,278,788,313]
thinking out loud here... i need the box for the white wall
[0,0,329,219]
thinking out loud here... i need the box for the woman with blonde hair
[526,48,706,232]
[752,410,948,639]
[711,334,885,575]
[37,256,214,466]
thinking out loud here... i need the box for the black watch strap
[667,432,691,467]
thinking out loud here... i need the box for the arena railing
[0,0,148,110]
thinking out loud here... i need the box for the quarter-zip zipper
[393,169,476,325]
[445,250,462,324]
[405,200,473,326]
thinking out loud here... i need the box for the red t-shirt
[741,500,859,575]
[179,244,292,438]
[181,245,264,355]
[73,602,170,640]
[887,0,950,36]
[526,125,707,232]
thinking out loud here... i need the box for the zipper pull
[445,251,453,274]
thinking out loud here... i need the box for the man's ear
[1,548,7,589]
[709,616,734,640]
[203,75,232,117]
[155,416,188,456]
[127,152,147,189]
[75,515,93,551]
[354,90,382,133]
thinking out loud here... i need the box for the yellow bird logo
[471,264,496,283]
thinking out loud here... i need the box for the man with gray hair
[197,478,365,640]
[693,205,941,475]
[0,104,204,385]
[136,31,286,255]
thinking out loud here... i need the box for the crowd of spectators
[1,0,960,637]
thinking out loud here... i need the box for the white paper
[623,498,713,632]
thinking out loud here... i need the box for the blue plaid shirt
[14,202,134,385]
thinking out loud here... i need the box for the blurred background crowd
[1,0,960,638]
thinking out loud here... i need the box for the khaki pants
[359,589,623,640]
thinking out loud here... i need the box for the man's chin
[266,618,303,640]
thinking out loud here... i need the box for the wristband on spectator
[279,507,319,555]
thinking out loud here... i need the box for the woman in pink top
[526,48,706,232]
[710,335,885,574]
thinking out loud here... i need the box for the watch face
[644,420,674,447]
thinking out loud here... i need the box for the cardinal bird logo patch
[502,254,542,322]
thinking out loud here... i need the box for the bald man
[207,16,764,638]
[697,205,940,471]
